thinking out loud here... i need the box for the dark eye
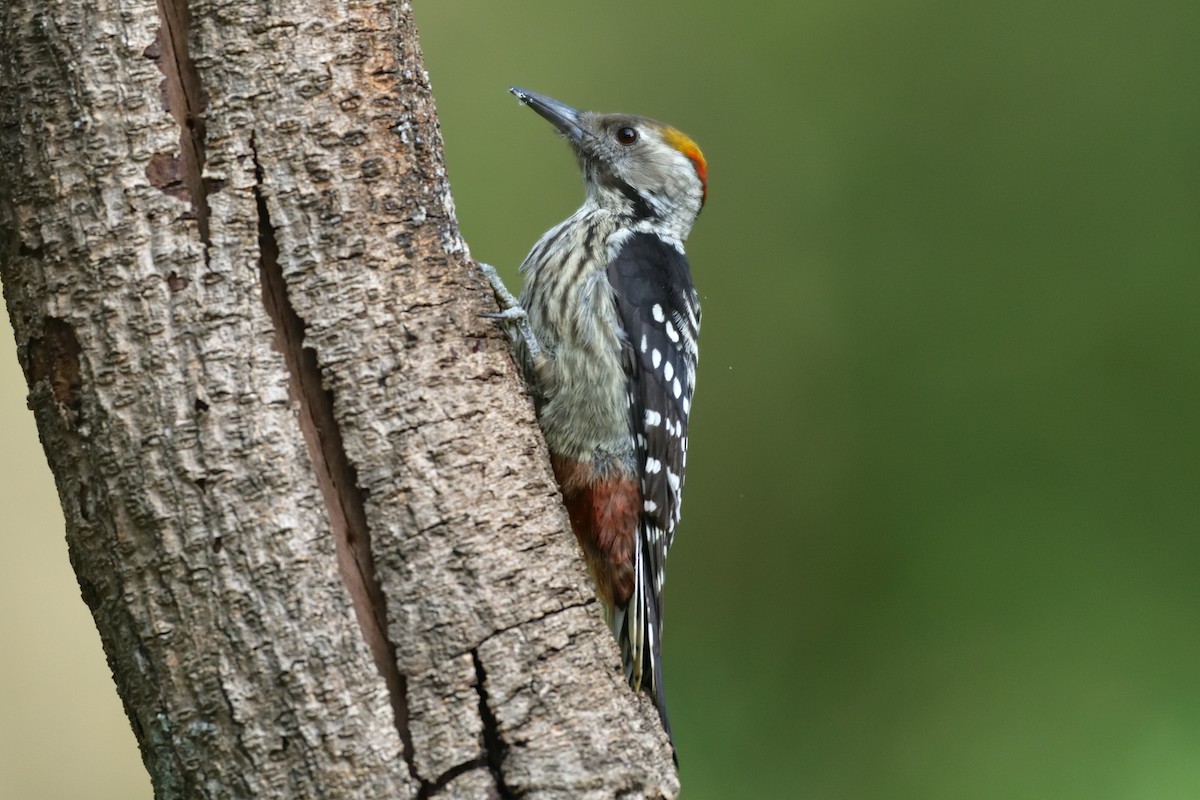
[616,126,638,145]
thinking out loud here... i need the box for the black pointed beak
[509,87,588,145]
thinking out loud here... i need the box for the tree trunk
[0,0,678,797]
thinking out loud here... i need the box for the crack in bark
[25,317,83,419]
[415,758,488,799]
[472,649,518,799]
[250,137,416,777]
[450,599,597,663]
[151,0,210,246]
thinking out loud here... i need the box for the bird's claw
[476,262,544,359]
[480,306,528,322]
[477,262,521,309]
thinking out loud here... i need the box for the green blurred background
[3,1,1198,797]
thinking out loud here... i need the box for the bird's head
[511,87,708,241]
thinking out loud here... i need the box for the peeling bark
[0,0,678,798]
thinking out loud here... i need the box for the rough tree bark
[0,1,679,797]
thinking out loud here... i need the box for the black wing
[607,231,701,735]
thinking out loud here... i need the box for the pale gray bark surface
[0,0,679,797]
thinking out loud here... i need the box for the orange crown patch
[660,126,708,205]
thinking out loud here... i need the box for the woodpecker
[480,87,706,744]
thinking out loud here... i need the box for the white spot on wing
[664,361,674,381]
[652,348,662,368]
[652,304,665,322]
[673,378,682,398]
[666,321,679,343]
[644,499,658,513]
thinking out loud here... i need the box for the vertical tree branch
[0,0,678,797]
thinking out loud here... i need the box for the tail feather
[642,560,672,745]
[618,538,674,748]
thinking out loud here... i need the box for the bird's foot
[477,262,543,359]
